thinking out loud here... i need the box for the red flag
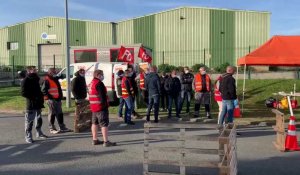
[118,46,134,64]
[138,47,152,63]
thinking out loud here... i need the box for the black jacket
[164,76,181,96]
[181,72,194,91]
[145,72,161,97]
[160,75,168,94]
[128,72,138,95]
[21,73,44,110]
[219,73,237,100]
[41,74,63,101]
[71,71,87,100]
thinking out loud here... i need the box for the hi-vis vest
[214,81,222,102]
[44,76,59,100]
[121,77,134,99]
[140,73,145,89]
[89,78,108,112]
[194,74,211,92]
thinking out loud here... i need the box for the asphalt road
[0,113,300,175]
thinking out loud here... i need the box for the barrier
[74,100,92,133]
[143,123,237,175]
[272,109,285,152]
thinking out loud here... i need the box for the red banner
[118,46,134,64]
[138,47,152,63]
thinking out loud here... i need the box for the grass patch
[1,79,300,122]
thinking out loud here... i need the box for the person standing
[127,65,138,117]
[89,70,116,146]
[218,66,237,127]
[179,66,194,114]
[21,66,47,143]
[121,70,135,125]
[193,67,212,119]
[136,68,149,106]
[214,75,223,124]
[165,70,181,118]
[71,68,87,104]
[145,66,161,123]
[159,72,168,111]
[116,70,125,119]
[42,68,71,134]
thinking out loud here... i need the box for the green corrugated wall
[0,28,9,65]
[8,24,26,65]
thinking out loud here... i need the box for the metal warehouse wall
[117,7,270,68]
[0,28,9,65]
[0,17,113,67]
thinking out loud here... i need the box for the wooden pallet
[74,100,92,133]
[143,123,237,175]
[271,109,286,152]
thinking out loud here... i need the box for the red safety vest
[89,78,108,112]
[194,73,211,92]
[121,77,134,99]
[140,73,145,89]
[214,80,222,102]
[44,76,59,100]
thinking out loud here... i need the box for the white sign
[10,42,18,50]
[41,32,57,40]
[97,51,110,56]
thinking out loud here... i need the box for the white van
[58,62,130,104]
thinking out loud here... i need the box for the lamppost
[65,0,71,108]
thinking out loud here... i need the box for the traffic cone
[285,116,300,151]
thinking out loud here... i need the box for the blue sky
[0,0,299,36]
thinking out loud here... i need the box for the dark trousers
[168,94,180,117]
[25,109,43,139]
[47,100,65,129]
[118,97,125,117]
[146,95,160,122]
[161,92,168,109]
[141,89,149,106]
[180,90,192,113]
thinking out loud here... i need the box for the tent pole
[236,66,239,88]
[242,63,246,113]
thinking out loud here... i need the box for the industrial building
[0,6,270,69]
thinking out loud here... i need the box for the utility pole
[65,0,71,107]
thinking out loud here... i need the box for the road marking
[0,146,15,152]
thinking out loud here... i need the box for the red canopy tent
[237,35,300,113]
[238,35,300,66]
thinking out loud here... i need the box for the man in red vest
[42,68,71,134]
[121,70,135,125]
[136,68,148,106]
[192,67,212,119]
[89,70,116,147]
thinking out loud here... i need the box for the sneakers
[103,141,117,147]
[50,128,59,134]
[25,138,34,144]
[36,133,48,139]
[93,139,104,145]
[59,127,72,132]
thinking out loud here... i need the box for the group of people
[20,63,237,145]
[21,66,116,146]
[115,64,238,129]
[21,66,72,144]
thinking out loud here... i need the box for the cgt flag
[118,46,134,64]
[138,47,152,63]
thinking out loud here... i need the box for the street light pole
[65,0,71,108]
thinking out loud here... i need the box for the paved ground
[0,113,300,175]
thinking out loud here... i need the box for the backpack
[265,97,276,108]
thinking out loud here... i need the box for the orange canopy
[237,36,300,66]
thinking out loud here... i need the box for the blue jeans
[146,95,160,122]
[124,96,133,123]
[219,100,234,125]
[168,95,180,117]
[118,98,125,118]
[180,90,191,113]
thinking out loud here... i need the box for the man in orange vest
[192,67,212,119]
[121,70,135,125]
[136,68,148,106]
[42,68,71,134]
[89,70,116,147]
